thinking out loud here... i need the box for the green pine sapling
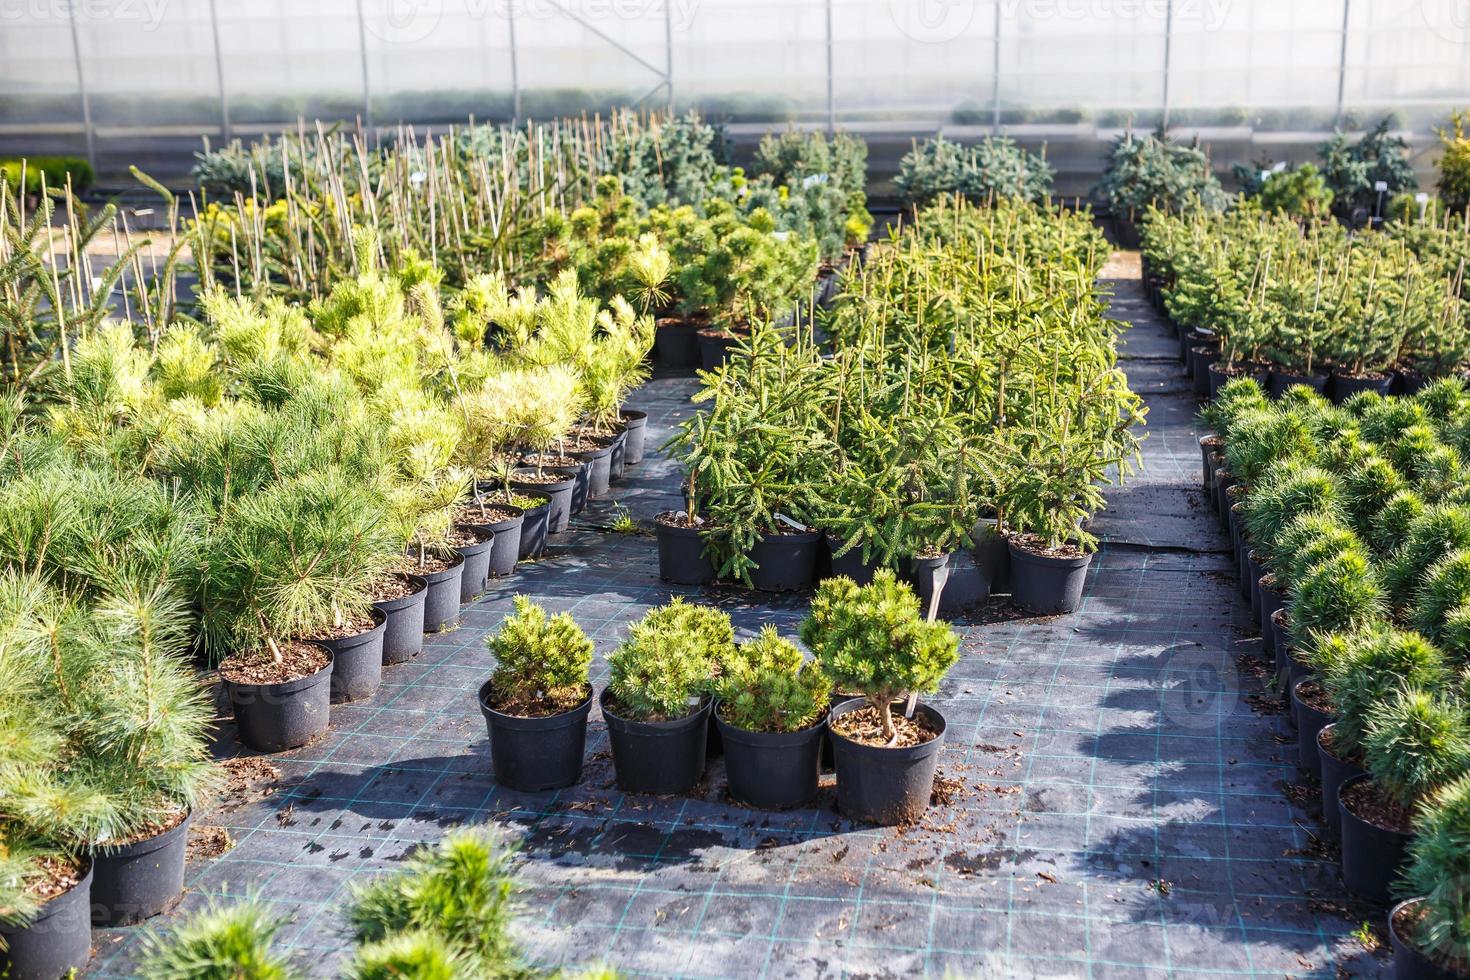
[606,600,735,721]
[716,627,831,734]
[484,596,593,715]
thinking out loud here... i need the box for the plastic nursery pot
[414,552,466,633]
[517,494,552,560]
[91,811,192,926]
[970,518,1012,594]
[478,681,592,792]
[828,698,947,826]
[698,328,743,372]
[463,503,525,578]
[609,428,629,482]
[453,525,496,602]
[1258,578,1285,652]
[373,573,428,666]
[511,468,577,534]
[224,648,334,753]
[523,456,590,515]
[1317,723,1367,843]
[1268,369,1330,399]
[1396,369,1432,397]
[1198,436,1222,492]
[601,689,710,795]
[825,534,883,586]
[654,317,701,369]
[1389,898,1469,980]
[1270,607,1291,686]
[573,441,616,498]
[655,516,717,585]
[911,551,990,616]
[1330,370,1393,404]
[1338,774,1414,906]
[1008,540,1092,615]
[307,608,387,704]
[715,705,825,810]
[1291,678,1334,781]
[748,529,822,593]
[0,862,93,980]
[1189,347,1215,399]
[620,410,648,466]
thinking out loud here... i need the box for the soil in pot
[306,608,387,704]
[970,518,1012,594]
[0,858,93,980]
[828,698,947,826]
[1390,898,1470,980]
[656,512,717,585]
[1339,774,1415,905]
[220,641,334,753]
[601,689,710,795]
[715,706,825,809]
[370,573,428,665]
[620,410,648,465]
[478,681,592,792]
[654,317,701,369]
[748,527,821,593]
[517,495,552,560]
[1330,370,1393,404]
[91,808,191,926]
[1268,368,1330,398]
[1009,536,1092,615]
[1291,678,1334,780]
[450,525,496,602]
[413,551,466,633]
[826,535,883,586]
[457,499,526,576]
[1317,724,1367,842]
[511,468,576,533]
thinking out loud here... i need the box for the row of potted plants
[1200,376,1470,980]
[657,195,1146,616]
[477,570,958,827]
[1142,204,1470,401]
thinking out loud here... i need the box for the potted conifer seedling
[210,470,394,752]
[602,600,736,794]
[801,570,960,825]
[714,627,832,809]
[477,597,595,791]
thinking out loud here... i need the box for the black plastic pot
[91,811,191,926]
[620,410,648,465]
[828,698,947,826]
[1189,346,1215,399]
[1269,369,1330,398]
[1339,774,1413,905]
[970,518,1011,594]
[1271,607,1291,685]
[601,689,709,795]
[308,608,387,704]
[1291,679,1333,780]
[609,429,629,482]
[574,442,615,498]
[420,553,466,633]
[225,650,334,753]
[465,505,524,577]
[512,469,576,534]
[373,573,428,666]
[698,329,742,371]
[656,518,717,585]
[454,526,496,602]
[1009,541,1091,615]
[518,495,551,560]
[1389,898,1468,980]
[825,534,882,586]
[715,706,824,809]
[1199,437,1221,491]
[655,318,701,368]
[1396,369,1432,396]
[1317,723,1367,842]
[1259,580,1284,652]
[520,457,589,515]
[478,681,592,792]
[1331,371,1393,404]
[912,551,990,615]
[0,862,92,980]
[748,530,821,593]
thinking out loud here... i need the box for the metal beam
[208,0,232,142]
[665,0,675,105]
[1160,0,1173,130]
[65,0,95,170]
[354,0,374,132]
[508,0,521,124]
[991,0,1002,130]
[1335,0,1352,126]
[825,0,835,132]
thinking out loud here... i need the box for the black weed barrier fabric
[87,276,1390,979]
